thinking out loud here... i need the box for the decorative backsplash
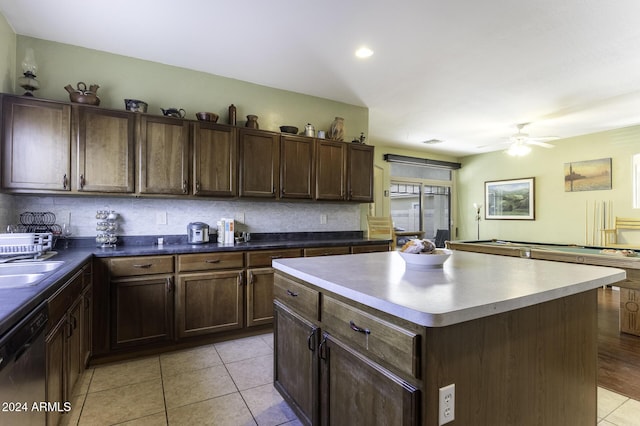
[6,195,361,237]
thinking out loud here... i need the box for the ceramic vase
[245,114,259,129]
[329,116,344,141]
[228,104,237,125]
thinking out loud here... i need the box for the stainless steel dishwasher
[0,302,48,425]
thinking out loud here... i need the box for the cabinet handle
[205,259,221,264]
[182,180,188,193]
[281,188,285,196]
[62,174,68,189]
[272,185,275,195]
[195,181,201,192]
[80,174,85,189]
[318,336,328,360]
[349,320,370,335]
[286,289,298,297]
[270,255,282,259]
[307,329,317,352]
[133,263,153,269]
[238,272,244,286]
[166,277,173,292]
[249,271,255,285]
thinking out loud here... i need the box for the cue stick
[593,201,598,246]
[585,200,588,245]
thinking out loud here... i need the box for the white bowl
[399,249,452,269]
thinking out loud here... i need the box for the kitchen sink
[0,261,64,275]
[0,273,46,288]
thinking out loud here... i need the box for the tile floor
[61,333,640,426]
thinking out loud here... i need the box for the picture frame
[485,177,535,220]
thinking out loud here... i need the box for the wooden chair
[602,217,640,245]
[366,216,396,250]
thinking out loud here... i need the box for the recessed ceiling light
[355,47,374,58]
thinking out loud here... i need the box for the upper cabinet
[74,106,136,193]
[280,134,314,200]
[192,122,237,197]
[347,144,374,202]
[2,95,71,191]
[315,139,347,201]
[138,115,190,195]
[239,128,280,198]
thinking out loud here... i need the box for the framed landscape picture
[564,157,612,192]
[485,177,535,220]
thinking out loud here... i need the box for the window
[634,154,640,208]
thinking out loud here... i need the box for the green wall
[0,12,15,92]
[458,125,640,246]
[14,36,368,137]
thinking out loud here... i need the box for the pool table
[447,239,640,336]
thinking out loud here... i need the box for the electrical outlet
[438,383,455,425]
[320,214,328,224]
[234,212,245,223]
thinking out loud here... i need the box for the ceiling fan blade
[528,135,559,142]
[527,140,555,148]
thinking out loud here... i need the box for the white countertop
[272,250,626,327]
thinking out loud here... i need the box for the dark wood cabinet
[1,95,71,191]
[315,139,346,201]
[280,134,314,199]
[74,106,135,193]
[239,128,279,198]
[319,333,420,426]
[138,115,190,195]
[193,122,237,197]
[347,144,374,202]
[45,317,66,426]
[273,300,319,426]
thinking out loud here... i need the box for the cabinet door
[347,144,374,202]
[177,270,243,338]
[320,333,420,426]
[75,106,135,193]
[46,317,66,426]
[111,275,174,348]
[280,135,314,199]
[80,285,92,368]
[273,300,319,426]
[2,95,71,191]
[193,122,237,197]
[67,298,82,393]
[247,267,275,327]
[315,140,346,201]
[239,128,279,198]
[139,115,190,195]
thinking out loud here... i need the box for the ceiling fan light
[507,142,531,156]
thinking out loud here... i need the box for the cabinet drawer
[246,248,302,267]
[178,252,244,272]
[274,274,320,321]
[321,295,420,379]
[303,246,350,257]
[109,256,174,277]
[350,244,390,254]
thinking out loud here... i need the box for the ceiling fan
[505,123,557,156]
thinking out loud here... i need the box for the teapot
[64,82,100,105]
[161,108,186,118]
[304,123,315,137]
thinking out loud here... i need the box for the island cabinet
[280,134,315,199]
[109,255,175,349]
[1,95,72,191]
[315,139,346,201]
[239,128,280,198]
[138,115,190,195]
[192,121,237,197]
[46,261,92,426]
[176,252,245,338]
[246,248,303,327]
[73,105,136,193]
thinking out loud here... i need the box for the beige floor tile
[167,392,256,426]
[260,333,274,349]
[598,420,617,425]
[280,420,304,426]
[114,411,168,425]
[89,356,161,393]
[242,383,297,426]
[604,398,640,426]
[215,335,272,364]
[226,353,273,391]
[163,364,237,409]
[160,344,222,376]
[72,368,94,397]
[60,392,87,426]
[598,387,630,419]
[79,378,165,425]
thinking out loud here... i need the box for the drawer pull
[133,263,153,269]
[205,259,221,264]
[349,320,370,335]
[286,289,299,297]
[307,329,317,352]
[270,255,283,259]
[318,336,328,360]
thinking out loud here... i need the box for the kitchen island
[272,250,625,425]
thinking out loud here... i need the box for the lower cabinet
[176,270,244,338]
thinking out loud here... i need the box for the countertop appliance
[0,302,48,425]
[187,222,210,244]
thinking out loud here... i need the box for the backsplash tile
[7,195,361,237]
